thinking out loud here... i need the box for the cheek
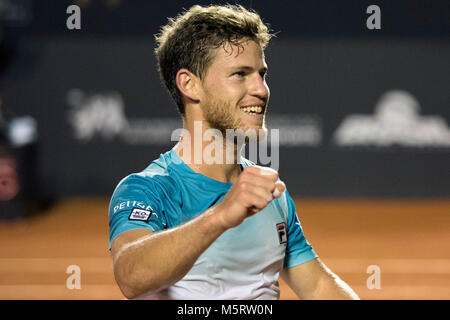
[210,78,245,97]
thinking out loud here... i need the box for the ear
[176,69,201,103]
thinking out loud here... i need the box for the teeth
[241,106,263,114]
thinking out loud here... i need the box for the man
[109,4,358,300]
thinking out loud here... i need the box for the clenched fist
[216,165,286,230]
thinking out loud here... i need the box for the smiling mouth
[240,105,265,115]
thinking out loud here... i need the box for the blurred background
[0,0,448,299]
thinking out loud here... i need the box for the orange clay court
[0,197,449,300]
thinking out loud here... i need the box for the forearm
[114,206,226,298]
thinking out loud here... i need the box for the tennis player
[108,4,359,300]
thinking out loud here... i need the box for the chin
[238,125,268,143]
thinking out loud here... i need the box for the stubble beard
[202,94,268,144]
[202,95,241,134]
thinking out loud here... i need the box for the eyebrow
[229,66,268,73]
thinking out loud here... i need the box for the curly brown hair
[154,4,273,117]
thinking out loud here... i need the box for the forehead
[207,40,267,71]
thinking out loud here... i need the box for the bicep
[111,228,154,268]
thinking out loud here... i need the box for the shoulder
[111,151,180,201]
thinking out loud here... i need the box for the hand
[215,165,286,230]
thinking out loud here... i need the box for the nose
[249,73,269,102]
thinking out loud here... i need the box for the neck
[174,119,244,184]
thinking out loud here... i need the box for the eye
[233,71,246,78]
[259,71,267,79]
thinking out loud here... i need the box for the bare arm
[111,166,285,299]
[111,206,226,299]
[280,258,359,300]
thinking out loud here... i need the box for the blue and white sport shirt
[109,148,317,299]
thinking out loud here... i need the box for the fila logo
[128,208,153,222]
[276,222,287,244]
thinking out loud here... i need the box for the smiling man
[108,4,358,300]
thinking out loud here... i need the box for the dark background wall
[0,0,449,199]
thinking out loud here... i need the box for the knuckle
[240,189,250,201]
[271,171,279,181]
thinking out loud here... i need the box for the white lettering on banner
[333,90,450,148]
[67,89,322,147]
[67,89,128,142]
[266,115,322,146]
